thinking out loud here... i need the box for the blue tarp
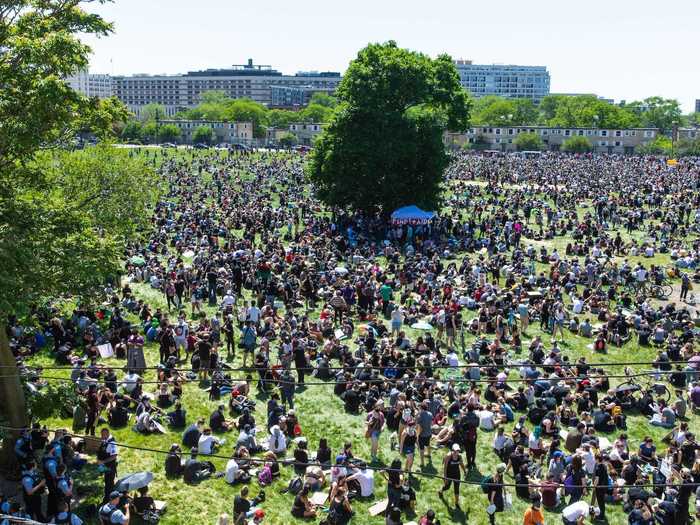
[390,205,437,224]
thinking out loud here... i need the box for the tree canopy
[193,125,215,144]
[513,132,544,151]
[561,136,593,153]
[0,0,158,455]
[307,41,471,215]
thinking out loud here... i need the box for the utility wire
[0,424,691,490]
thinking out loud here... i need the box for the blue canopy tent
[390,205,437,225]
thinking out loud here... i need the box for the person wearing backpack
[98,491,129,524]
[240,321,256,368]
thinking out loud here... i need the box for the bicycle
[617,368,672,405]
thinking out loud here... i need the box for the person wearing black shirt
[341,384,361,413]
[593,407,615,433]
[233,486,252,521]
[515,464,530,500]
[164,445,183,477]
[293,440,309,475]
[182,419,203,448]
[209,405,233,432]
[167,402,186,429]
[675,470,693,525]
[592,455,610,522]
[316,438,331,469]
[183,448,213,484]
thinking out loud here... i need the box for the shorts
[402,446,415,456]
[370,430,381,441]
[418,435,431,449]
[391,321,402,330]
[244,344,255,354]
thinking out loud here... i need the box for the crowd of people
[4,148,700,525]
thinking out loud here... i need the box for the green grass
[22,150,700,525]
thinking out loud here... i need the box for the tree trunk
[0,325,28,476]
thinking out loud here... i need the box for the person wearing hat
[98,491,129,524]
[438,444,467,509]
[523,495,544,525]
[485,464,506,525]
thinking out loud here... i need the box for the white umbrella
[334,266,349,275]
[411,321,433,331]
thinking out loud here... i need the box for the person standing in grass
[366,402,385,462]
[416,401,433,468]
[438,444,467,509]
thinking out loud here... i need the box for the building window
[644,130,655,138]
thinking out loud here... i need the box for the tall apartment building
[454,60,550,103]
[270,85,336,108]
[65,70,113,98]
[112,59,341,115]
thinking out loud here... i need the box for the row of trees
[120,91,339,142]
[471,94,695,134]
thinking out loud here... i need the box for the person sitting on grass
[290,485,316,520]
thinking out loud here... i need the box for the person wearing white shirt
[268,425,286,454]
[572,296,584,314]
[225,458,241,484]
[221,291,236,309]
[562,500,599,524]
[479,408,496,431]
[198,429,223,455]
[578,444,596,475]
[346,465,374,497]
[121,371,140,394]
[246,303,261,325]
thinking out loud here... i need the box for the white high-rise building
[453,60,550,103]
[65,70,113,99]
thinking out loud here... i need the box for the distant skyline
[81,0,700,112]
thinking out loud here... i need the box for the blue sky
[82,0,700,111]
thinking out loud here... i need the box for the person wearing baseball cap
[439,444,466,509]
[98,491,129,524]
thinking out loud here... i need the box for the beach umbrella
[410,321,433,331]
[115,471,153,492]
[334,266,349,275]
[129,255,146,266]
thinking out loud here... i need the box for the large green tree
[513,132,544,151]
[308,41,470,215]
[157,123,181,143]
[139,102,167,122]
[0,0,156,468]
[561,136,593,153]
[627,97,682,134]
[192,125,215,144]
